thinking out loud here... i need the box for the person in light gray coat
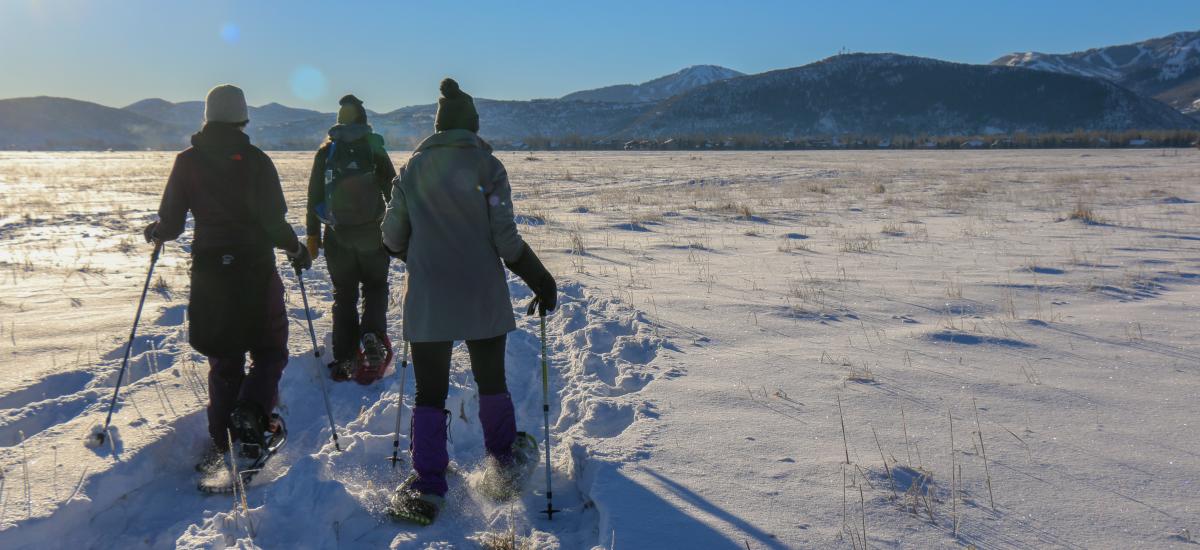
[380,78,556,524]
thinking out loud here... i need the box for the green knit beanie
[434,78,479,133]
[337,94,367,125]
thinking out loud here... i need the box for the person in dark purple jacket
[143,84,311,470]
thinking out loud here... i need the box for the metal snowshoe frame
[353,332,394,385]
[198,415,287,494]
[387,472,442,526]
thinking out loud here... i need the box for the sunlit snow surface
[0,150,1198,548]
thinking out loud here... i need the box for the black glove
[143,221,161,244]
[286,242,312,272]
[505,243,556,316]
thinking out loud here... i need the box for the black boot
[328,359,355,382]
[229,400,268,448]
[195,443,226,474]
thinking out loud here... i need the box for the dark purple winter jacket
[154,124,300,255]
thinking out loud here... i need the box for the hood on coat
[414,129,492,154]
[191,123,252,162]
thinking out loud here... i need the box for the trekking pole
[388,269,409,468]
[295,267,342,452]
[537,310,561,519]
[86,242,162,448]
[388,340,409,468]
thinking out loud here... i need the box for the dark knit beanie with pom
[337,94,367,125]
[434,78,479,133]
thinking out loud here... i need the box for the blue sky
[2,0,1197,111]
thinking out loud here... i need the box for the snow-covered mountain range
[560,65,744,103]
[993,30,1200,115]
[2,52,1197,151]
[624,53,1198,138]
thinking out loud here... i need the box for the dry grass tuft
[880,222,905,236]
[475,524,537,549]
[116,237,137,255]
[845,361,876,383]
[1067,202,1102,224]
[838,233,879,253]
[151,275,171,294]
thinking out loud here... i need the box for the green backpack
[316,139,381,227]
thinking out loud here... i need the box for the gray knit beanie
[204,84,249,124]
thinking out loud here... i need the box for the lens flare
[219,23,240,44]
[289,66,328,102]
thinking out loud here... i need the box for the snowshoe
[354,332,393,385]
[474,431,540,502]
[387,473,444,526]
[328,358,355,382]
[198,413,287,494]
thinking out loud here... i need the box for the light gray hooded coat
[381,130,525,342]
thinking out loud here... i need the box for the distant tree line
[488,129,1200,151]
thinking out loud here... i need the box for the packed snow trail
[0,254,676,548]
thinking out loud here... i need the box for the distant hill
[0,97,184,150]
[252,98,653,149]
[993,30,1200,115]
[561,65,744,103]
[248,102,326,127]
[621,53,1200,138]
[122,98,205,129]
[123,98,328,132]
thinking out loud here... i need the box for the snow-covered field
[0,149,1198,549]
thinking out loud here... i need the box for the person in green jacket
[306,94,397,382]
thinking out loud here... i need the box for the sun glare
[219,22,239,44]
[289,65,328,102]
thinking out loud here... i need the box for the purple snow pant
[409,335,516,496]
[206,270,288,448]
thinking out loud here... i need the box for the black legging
[412,333,508,408]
